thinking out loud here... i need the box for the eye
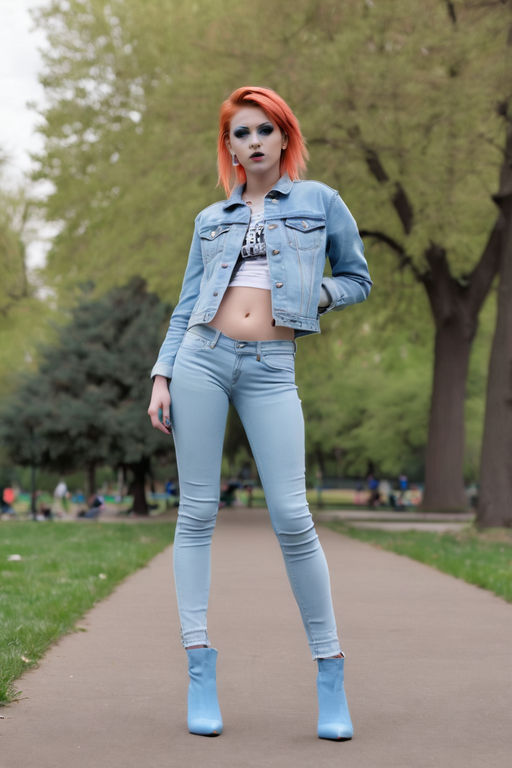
[233,127,249,139]
[258,124,274,136]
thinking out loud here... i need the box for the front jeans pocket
[180,330,211,351]
[260,351,296,372]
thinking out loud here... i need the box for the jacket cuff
[318,284,331,308]
[318,279,338,314]
[150,362,174,381]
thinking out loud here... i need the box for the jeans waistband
[187,323,297,355]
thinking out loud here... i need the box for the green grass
[0,521,174,705]
[324,522,512,603]
[325,520,512,602]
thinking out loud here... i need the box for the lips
[250,152,264,158]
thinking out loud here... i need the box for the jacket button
[275,282,283,288]
[272,249,280,255]
[271,198,278,204]
[268,223,277,230]
[210,231,216,237]
[301,221,309,228]
[213,291,218,296]
[221,263,229,268]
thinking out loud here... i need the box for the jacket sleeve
[150,220,203,379]
[319,192,372,314]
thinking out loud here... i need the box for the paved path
[316,509,475,532]
[342,521,470,532]
[1,507,511,768]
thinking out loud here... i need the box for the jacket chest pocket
[199,224,232,263]
[284,217,325,251]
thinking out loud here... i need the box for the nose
[248,132,261,149]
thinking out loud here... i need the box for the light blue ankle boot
[316,656,353,740]
[186,647,223,736]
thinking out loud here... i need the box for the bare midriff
[207,286,294,341]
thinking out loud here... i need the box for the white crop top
[229,209,272,290]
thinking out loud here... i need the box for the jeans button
[275,282,283,288]
[213,291,218,296]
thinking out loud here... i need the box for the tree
[1,277,172,513]
[477,118,512,527]
[0,168,53,399]
[30,0,509,507]
[297,0,510,509]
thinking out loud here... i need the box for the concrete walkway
[315,509,475,532]
[1,507,511,768]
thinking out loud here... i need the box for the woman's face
[226,105,287,180]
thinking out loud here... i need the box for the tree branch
[422,241,459,325]
[466,109,512,309]
[444,0,457,24]
[466,216,503,314]
[359,228,426,281]
[347,124,416,234]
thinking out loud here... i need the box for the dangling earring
[232,153,240,167]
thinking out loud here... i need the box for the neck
[243,167,281,200]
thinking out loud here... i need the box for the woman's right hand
[147,375,172,434]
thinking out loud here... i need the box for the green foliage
[0,277,172,479]
[33,0,507,295]
[28,0,509,478]
[0,177,54,399]
[0,521,174,704]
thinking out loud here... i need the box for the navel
[244,312,250,318]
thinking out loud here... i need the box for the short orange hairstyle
[217,86,309,197]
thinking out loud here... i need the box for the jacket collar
[222,172,294,210]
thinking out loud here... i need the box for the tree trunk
[419,226,503,511]
[477,192,512,528]
[30,465,37,519]
[422,321,471,510]
[129,458,149,515]
[86,463,96,497]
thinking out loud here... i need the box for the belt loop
[210,328,222,348]
[256,341,261,362]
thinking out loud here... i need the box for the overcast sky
[0,0,54,267]
[0,0,48,185]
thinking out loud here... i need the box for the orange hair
[217,86,309,197]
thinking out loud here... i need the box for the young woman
[148,86,372,741]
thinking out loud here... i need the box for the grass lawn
[324,521,512,603]
[0,520,174,705]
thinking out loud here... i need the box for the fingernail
[164,418,171,426]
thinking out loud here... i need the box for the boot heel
[316,656,353,741]
[186,647,223,736]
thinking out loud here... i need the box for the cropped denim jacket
[151,173,372,379]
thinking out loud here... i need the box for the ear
[281,133,289,150]
[225,136,232,154]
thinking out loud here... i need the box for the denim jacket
[151,173,372,379]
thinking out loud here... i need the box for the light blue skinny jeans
[170,324,342,660]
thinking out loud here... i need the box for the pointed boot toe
[186,647,223,736]
[317,657,353,741]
